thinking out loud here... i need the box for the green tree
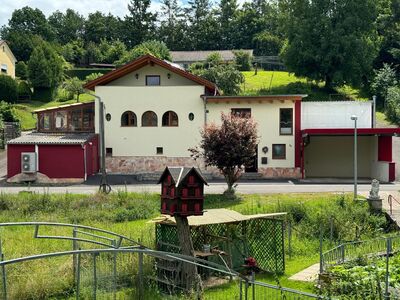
[28,41,64,89]
[253,31,283,56]
[117,40,171,65]
[84,12,120,44]
[48,9,85,45]
[16,62,28,80]
[158,0,187,50]
[123,0,157,48]
[0,75,18,103]
[189,113,258,194]
[61,40,86,65]
[234,50,252,71]
[386,86,400,124]
[99,39,127,64]
[371,63,398,107]
[280,0,379,89]
[218,0,239,49]
[2,6,54,41]
[375,0,400,69]
[63,77,85,102]
[185,0,219,50]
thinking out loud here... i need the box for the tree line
[1,0,399,100]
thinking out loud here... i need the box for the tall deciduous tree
[84,12,120,44]
[280,0,379,89]
[189,113,258,194]
[48,9,85,45]
[123,0,157,48]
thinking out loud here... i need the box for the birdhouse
[158,167,208,216]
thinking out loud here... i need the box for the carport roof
[7,132,96,145]
[302,128,400,136]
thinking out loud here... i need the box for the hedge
[65,68,112,80]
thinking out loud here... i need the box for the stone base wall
[106,156,205,174]
[258,167,301,179]
[106,156,301,180]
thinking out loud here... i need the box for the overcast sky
[0,0,250,28]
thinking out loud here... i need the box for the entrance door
[245,145,258,173]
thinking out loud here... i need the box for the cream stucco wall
[0,43,16,78]
[107,65,198,87]
[304,136,376,178]
[206,101,296,168]
[95,85,205,157]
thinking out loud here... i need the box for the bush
[285,81,312,94]
[116,40,171,65]
[371,64,398,108]
[65,68,111,80]
[15,61,28,80]
[17,81,32,97]
[385,86,400,124]
[0,75,18,103]
[0,101,19,122]
[234,50,252,71]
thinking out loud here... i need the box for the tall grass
[0,191,390,299]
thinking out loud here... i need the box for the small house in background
[0,40,17,78]
[158,167,208,216]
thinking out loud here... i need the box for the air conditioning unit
[21,152,36,173]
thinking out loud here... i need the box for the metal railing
[0,222,324,300]
[387,194,400,216]
[321,235,400,272]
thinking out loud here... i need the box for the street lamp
[351,115,358,201]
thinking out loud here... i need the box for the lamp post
[351,115,358,201]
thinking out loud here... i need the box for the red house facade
[7,102,99,183]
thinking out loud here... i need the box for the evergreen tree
[218,0,238,49]
[186,0,218,50]
[123,0,157,48]
[158,0,187,50]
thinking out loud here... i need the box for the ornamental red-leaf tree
[190,112,258,195]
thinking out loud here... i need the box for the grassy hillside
[241,71,369,101]
[14,94,94,130]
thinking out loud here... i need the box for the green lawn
[14,93,94,130]
[241,70,369,101]
[0,191,388,299]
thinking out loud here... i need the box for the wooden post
[174,215,201,293]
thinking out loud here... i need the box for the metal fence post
[385,238,391,299]
[251,272,255,300]
[0,237,6,300]
[72,227,77,282]
[112,241,117,300]
[138,251,144,300]
[341,244,345,264]
[288,221,292,259]
[319,225,323,274]
[239,279,243,300]
[93,253,97,300]
[76,250,81,300]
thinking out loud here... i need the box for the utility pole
[351,115,358,201]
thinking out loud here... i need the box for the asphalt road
[1,181,400,195]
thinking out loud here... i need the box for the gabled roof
[0,40,17,63]
[84,54,219,94]
[158,166,208,187]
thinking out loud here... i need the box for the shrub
[371,64,398,108]
[0,101,19,122]
[17,81,32,97]
[385,86,400,124]
[0,75,18,103]
[116,40,171,65]
[234,50,252,71]
[285,81,312,94]
[15,61,28,80]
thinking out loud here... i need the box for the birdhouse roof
[158,167,208,187]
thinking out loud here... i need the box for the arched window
[121,111,137,127]
[142,111,158,127]
[162,111,179,127]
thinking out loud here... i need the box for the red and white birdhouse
[158,167,208,216]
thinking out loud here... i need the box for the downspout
[35,144,39,172]
[82,143,87,181]
[203,96,208,126]
[85,89,111,193]
[372,95,377,128]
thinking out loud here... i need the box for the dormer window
[146,75,160,86]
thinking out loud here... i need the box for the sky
[0,0,250,28]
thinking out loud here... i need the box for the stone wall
[106,156,301,180]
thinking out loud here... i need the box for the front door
[245,145,258,173]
